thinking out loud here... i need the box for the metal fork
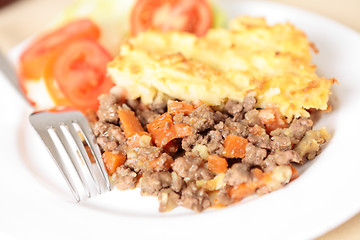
[29,110,111,201]
[0,50,111,202]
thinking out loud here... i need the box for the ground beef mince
[248,128,271,149]
[242,95,257,112]
[180,104,215,132]
[140,171,172,196]
[266,150,302,166]
[180,182,211,212]
[202,130,225,154]
[93,122,127,153]
[215,119,249,139]
[125,145,161,172]
[244,109,263,127]
[111,166,138,190]
[92,93,330,212]
[270,136,292,151]
[270,117,313,144]
[224,100,243,116]
[97,94,120,124]
[172,152,213,182]
[158,189,181,212]
[224,163,251,186]
[242,143,267,166]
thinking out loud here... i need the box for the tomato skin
[42,53,73,107]
[131,0,212,36]
[19,19,113,111]
[20,19,100,80]
[52,38,114,111]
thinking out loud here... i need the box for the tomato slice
[52,38,114,111]
[42,55,73,107]
[20,19,100,79]
[131,0,212,36]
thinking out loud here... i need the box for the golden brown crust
[108,17,334,120]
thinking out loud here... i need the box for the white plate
[1,1,360,240]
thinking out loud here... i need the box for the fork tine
[66,123,102,194]
[54,125,91,198]
[75,116,111,191]
[29,126,81,202]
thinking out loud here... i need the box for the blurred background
[0,0,360,52]
[0,0,359,239]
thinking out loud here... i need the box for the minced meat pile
[88,93,330,212]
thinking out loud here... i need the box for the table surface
[0,0,359,239]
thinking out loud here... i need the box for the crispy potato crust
[108,16,334,120]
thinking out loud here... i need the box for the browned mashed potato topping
[89,16,333,212]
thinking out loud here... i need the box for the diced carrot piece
[251,168,272,184]
[228,181,260,201]
[102,151,126,175]
[118,108,144,138]
[147,112,175,147]
[264,120,288,134]
[258,108,288,134]
[258,108,277,124]
[149,153,174,171]
[251,168,265,179]
[167,100,194,115]
[208,155,228,173]
[147,112,191,147]
[212,198,227,208]
[228,168,271,201]
[223,135,248,158]
[251,168,272,182]
[289,164,299,181]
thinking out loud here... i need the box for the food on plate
[108,16,335,120]
[19,0,225,110]
[19,19,100,80]
[54,0,225,53]
[92,93,329,212]
[130,0,213,36]
[52,0,136,55]
[19,19,114,110]
[86,16,334,212]
[18,0,334,212]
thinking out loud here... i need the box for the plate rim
[2,1,360,240]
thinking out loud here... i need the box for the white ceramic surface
[1,1,360,239]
